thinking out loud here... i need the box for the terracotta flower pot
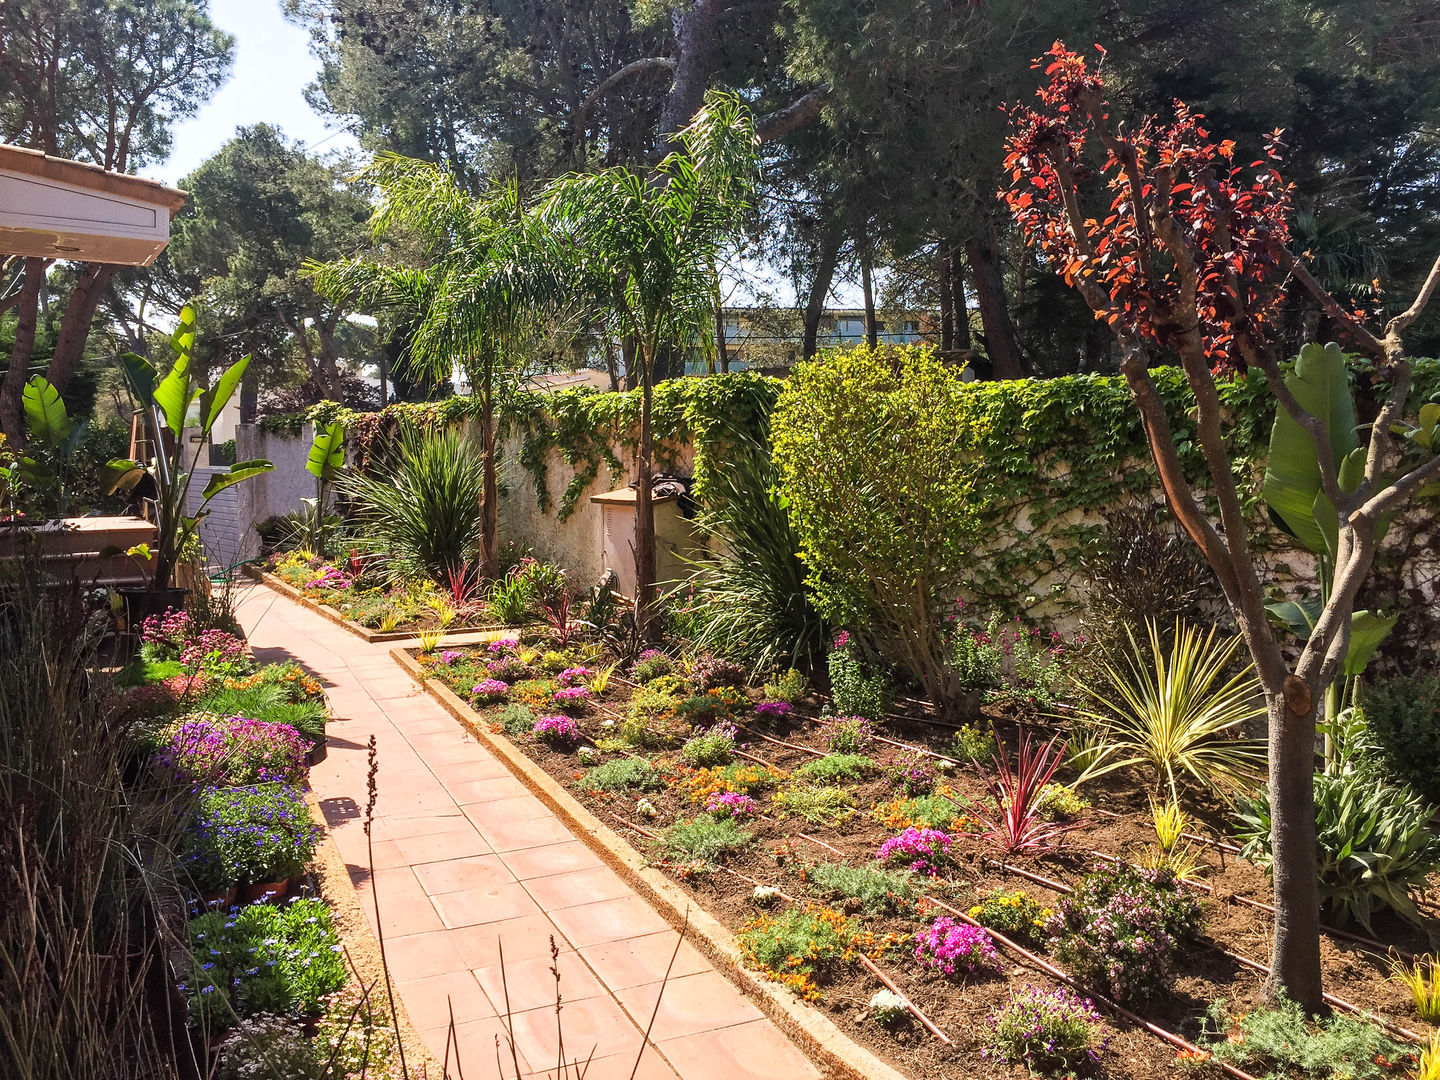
[240,878,290,904]
[198,886,238,910]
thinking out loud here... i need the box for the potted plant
[103,307,273,620]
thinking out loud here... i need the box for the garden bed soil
[396,644,1440,1080]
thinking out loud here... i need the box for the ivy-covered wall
[251,358,1439,658]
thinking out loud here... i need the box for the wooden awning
[0,144,187,265]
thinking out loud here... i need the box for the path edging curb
[390,646,909,1080]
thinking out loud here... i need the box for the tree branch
[576,57,676,128]
[756,84,830,142]
[1386,251,1440,340]
[1273,244,1386,361]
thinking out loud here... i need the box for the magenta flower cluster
[140,609,194,657]
[470,679,510,703]
[705,791,759,819]
[556,667,593,688]
[914,917,1000,976]
[552,685,591,711]
[487,637,520,656]
[637,648,664,662]
[439,650,464,665]
[179,629,251,675]
[875,827,954,877]
[157,714,309,786]
[755,701,792,718]
[487,657,528,682]
[532,714,581,748]
[303,566,351,590]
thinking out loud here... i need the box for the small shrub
[773,783,856,826]
[755,700,792,719]
[681,723,738,768]
[532,714,581,749]
[486,656,530,682]
[1034,782,1090,821]
[1048,862,1201,1003]
[156,713,308,786]
[949,722,995,763]
[1363,672,1440,805]
[738,904,892,1001]
[183,783,318,889]
[827,642,888,719]
[796,753,873,783]
[809,861,917,914]
[632,649,675,683]
[691,654,747,690]
[824,716,874,754]
[213,1015,323,1080]
[539,650,572,674]
[869,989,909,1026]
[875,826,954,877]
[470,678,509,705]
[705,790,760,819]
[495,703,535,738]
[1235,764,1440,929]
[763,668,808,703]
[551,685,592,713]
[660,816,753,863]
[888,747,937,796]
[1203,995,1409,1080]
[582,757,662,793]
[968,889,1051,946]
[512,678,561,710]
[675,687,746,727]
[682,762,787,803]
[913,917,1001,976]
[983,985,1107,1075]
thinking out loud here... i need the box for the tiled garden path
[235,585,823,1080]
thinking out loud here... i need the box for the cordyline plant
[1001,42,1440,1009]
[968,731,1081,855]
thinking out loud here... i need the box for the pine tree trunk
[951,247,970,350]
[861,255,878,347]
[939,244,955,351]
[0,258,47,444]
[44,264,115,393]
[965,229,1025,379]
[803,218,845,359]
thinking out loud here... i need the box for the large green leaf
[1267,597,1322,641]
[152,351,196,437]
[171,305,196,358]
[1262,342,1358,554]
[101,458,146,495]
[200,461,273,501]
[118,352,156,406]
[306,421,346,481]
[1343,610,1398,678]
[22,376,71,448]
[204,355,251,434]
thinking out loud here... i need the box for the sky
[156,0,848,307]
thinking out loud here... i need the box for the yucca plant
[1071,619,1266,803]
[969,731,1083,854]
[338,423,486,583]
[677,434,826,674]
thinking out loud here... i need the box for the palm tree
[536,90,758,629]
[307,161,569,580]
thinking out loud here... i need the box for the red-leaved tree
[1001,43,1440,1009]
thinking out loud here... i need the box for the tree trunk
[605,340,620,391]
[1262,685,1326,1012]
[0,258,47,444]
[951,246,970,350]
[478,375,500,580]
[861,254,878,348]
[621,337,639,391]
[803,218,845,359]
[633,349,657,635]
[965,228,1025,379]
[44,263,116,394]
[715,304,730,373]
[656,0,724,151]
[939,244,955,351]
[239,371,259,425]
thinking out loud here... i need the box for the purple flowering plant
[913,917,1000,976]
[983,984,1107,1073]
[487,637,520,656]
[875,827,954,877]
[755,700,792,718]
[179,629,253,678]
[552,685,592,712]
[487,656,529,682]
[556,666,593,688]
[532,714,581,749]
[705,791,759,820]
[439,650,464,665]
[157,713,309,786]
[182,782,319,889]
[824,716,874,754]
[471,679,510,704]
[888,747,937,795]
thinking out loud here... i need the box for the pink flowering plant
[1047,862,1201,1003]
[303,566,351,591]
[913,917,1001,977]
[157,713,309,786]
[755,700,792,718]
[824,716,874,754]
[179,629,254,679]
[470,679,510,704]
[875,827,954,877]
[556,666,593,688]
[983,984,1107,1074]
[888,747,937,796]
[486,656,529,682]
[705,791,759,820]
[487,637,520,656]
[532,714,581,749]
[552,685,592,713]
[139,609,195,660]
[439,650,464,665]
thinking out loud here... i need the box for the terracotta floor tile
[614,971,762,1042]
[504,994,641,1071]
[523,866,632,911]
[548,896,671,949]
[396,970,495,1031]
[479,815,584,853]
[414,853,514,896]
[450,775,532,805]
[431,881,544,929]
[449,915,571,970]
[460,793,554,823]
[579,931,712,992]
[525,1050,681,1080]
[381,930,471,980]
[658,1021,823,1080]
[350,867,444,937]
[499,841,605,881]
[472,949,607,1015]
[423,1017,531,1078]
[396,826,494,865]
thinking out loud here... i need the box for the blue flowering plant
[183,898,347,1029]
[182,783,319,891]
[983,984,1108,1074]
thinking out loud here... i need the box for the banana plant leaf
[204,355,251,435]
[305,421,346,481]
[22,376,72,448]
[101,458,147,495]
[1343,610,1398,678]
[200,461,274,501]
